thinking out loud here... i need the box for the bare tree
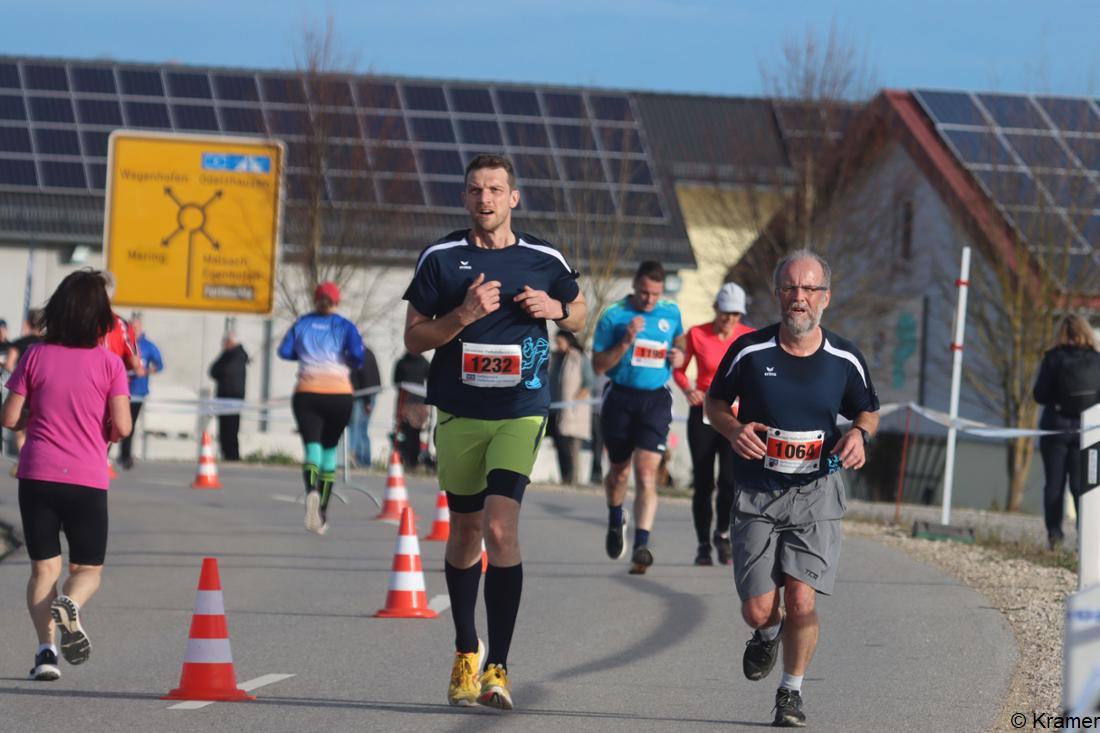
[958,131,1099,511]
[721,23,914,341]
[512,110,653,347]
[276,15,395,324]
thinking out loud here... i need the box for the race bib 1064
[631,338,668,368]
[461,342,522,388]
[764,428,825,474]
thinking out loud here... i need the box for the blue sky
[4,1,1099,98]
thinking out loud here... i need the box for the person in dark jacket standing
[349,345,381,468]
[208,333,249,462]
[392,351,431,469]
[1033,314,1100,550]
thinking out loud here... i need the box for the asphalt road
[0,461,1014,732]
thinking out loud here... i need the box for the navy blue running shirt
[707,323,879,491]
[403,230,580,420]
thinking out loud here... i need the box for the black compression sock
[318,471,335,510]
[484,563,523,669]
[444,560,482,654]
[302,463,319,494]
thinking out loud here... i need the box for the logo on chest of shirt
[658,318,671,333]
[764,366,777,377]
[459,260,472,270]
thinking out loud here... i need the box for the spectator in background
[589,372,607,485]
[0,317,8,459]
[547,331,593,484]
[117,316,163,470]
[1033,314,1100,550]
[6,310,45,474]
[393,350,431,470]
[208,333,249,462]
[349,344,381,468]
[6,310,45,373]
[99,273,144,378]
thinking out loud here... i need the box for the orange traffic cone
[107,459,118,480]
[375,507,438,619]
[374,448,408,521]
[423,491,450,542]
[162,558,254,701]
[191,432,222,489]
[481,538,488,574]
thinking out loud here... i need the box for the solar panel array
[0,58,667,223]
[914,89,1100,284]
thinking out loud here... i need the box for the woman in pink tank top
[1,270,132,681]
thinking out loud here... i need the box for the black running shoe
[772,687,806,727]
[713,532,733,565]
[50,595,91,665]
[743,623,782,681]
[29,649,60,681]
[694,544,713,566]
[628,545,654,574]
[605,515,628,560]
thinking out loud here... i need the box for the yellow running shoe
[478,663,513,710]
[447,639,484,707]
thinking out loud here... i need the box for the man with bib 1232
[403,154,586,711]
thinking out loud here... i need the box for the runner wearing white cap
[672,282,754,566]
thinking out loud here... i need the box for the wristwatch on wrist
[554,299,570,321]
[855,426,871,445]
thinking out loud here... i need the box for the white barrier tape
[192,590,225,616]
[132,383,391,417]
[110,372,1100,439]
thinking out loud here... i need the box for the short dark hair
[465,154,516,189]
[634,260,665,284]
[43,269,115,348]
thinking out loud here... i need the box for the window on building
[895,199,914,261]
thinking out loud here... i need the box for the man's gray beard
[782,309,821,336]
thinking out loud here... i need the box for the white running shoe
[304,491,323,533]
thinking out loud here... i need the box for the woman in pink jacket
[1,270,132,681]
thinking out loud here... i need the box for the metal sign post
[940,246,971,526]
[1064,403,1100,714]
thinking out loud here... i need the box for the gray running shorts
[730,473,847,601]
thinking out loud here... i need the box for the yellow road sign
[104,131,284,314]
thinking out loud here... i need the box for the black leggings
[1039,431,1081,540]
[687,405,737,544]
[292,392,354,448]
[19,479,108,565]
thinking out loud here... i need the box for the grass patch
[974,531,1078,573]
[848,514,1078,573]
[241,449,298,466]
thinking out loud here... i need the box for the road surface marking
[167,673,296,710]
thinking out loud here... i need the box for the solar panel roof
[914,89,1100,285]
[0,57,667,227]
